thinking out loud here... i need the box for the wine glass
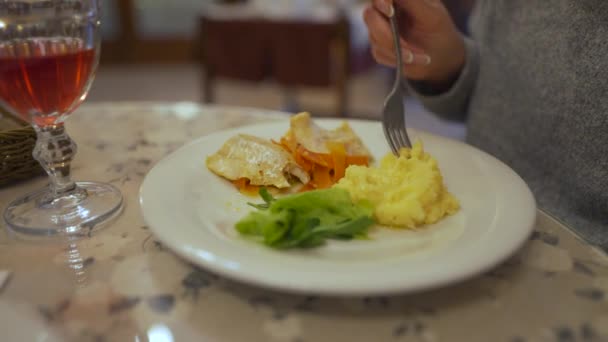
[0,0,123,237]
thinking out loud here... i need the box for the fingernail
[417,54,432,65]
[402,50,432,65]
[402,49,414,64]
[380,0,394,17]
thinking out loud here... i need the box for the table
[1,102,607,341]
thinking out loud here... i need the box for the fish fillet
[289,112,371,157]
[206,134,310,188]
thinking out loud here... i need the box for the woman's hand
[364,0,466,89]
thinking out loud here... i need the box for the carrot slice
[276,131,370,192]
[345,155,369,166]
[296,152,313,172]
[233,178,247,189]
[280,132,298,152]
[326,141,346,181]
[232,178,260,196]
[297,146,331,167]
[312,165,333,189]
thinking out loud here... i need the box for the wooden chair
[197,15,352,117]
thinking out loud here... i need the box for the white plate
[140,118,536,296]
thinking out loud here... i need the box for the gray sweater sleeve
[406,37,479,122]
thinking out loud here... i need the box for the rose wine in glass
[0,1,123,237]
[0,38,96,126]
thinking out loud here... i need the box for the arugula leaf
[260,187,276,204]
[311,216,375,238]
[235,188,375,249]
[246,187,275,210]
[247,202,269,210]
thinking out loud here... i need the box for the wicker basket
[0,109,43,187]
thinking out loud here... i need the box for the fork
[382,5,413,155]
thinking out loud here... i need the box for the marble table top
[0,102,607,342]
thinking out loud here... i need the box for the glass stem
[33,124,78,197]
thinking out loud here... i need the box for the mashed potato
[335,142,459,228]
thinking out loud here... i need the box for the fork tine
[391,128,406,153]
[383,117,401,155]
[395,122,412,150]
[385,114,406,152]
[390,134,401,154]
[392,108,412,149]
[387,125,405,153]
[389,133,402,154]
[383,125,400,155]
[401,128,413,149]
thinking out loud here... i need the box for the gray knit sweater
[410,0,608,251]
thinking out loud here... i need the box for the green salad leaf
[236,187,375,249]
[246,187,275,210]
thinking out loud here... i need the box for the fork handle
[389,9,403,88]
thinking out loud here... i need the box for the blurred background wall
[90,0,474,140]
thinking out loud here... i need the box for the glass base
[3,181,123,239]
